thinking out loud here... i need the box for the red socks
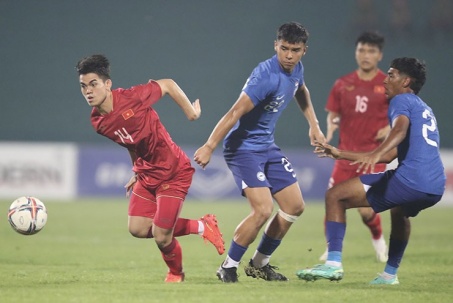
[145,219,198,238]
[160,238,183,274]
[363,212,382,240]
[173,218,199,237]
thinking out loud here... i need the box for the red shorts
[128,164,194,229]
[329,160,386,188]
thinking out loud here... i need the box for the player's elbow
[186,113,198,121]
[157,78,177,95]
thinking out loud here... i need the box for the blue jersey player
[194,22,326,283]
[297,57,446,285]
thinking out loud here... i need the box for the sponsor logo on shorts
[257,172,266,181]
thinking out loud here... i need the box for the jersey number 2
[422,109,437,147]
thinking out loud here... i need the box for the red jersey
[90,80,191,187]
[326,70,388,172]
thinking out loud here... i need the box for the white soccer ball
[8,196,48,235]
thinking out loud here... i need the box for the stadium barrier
[77,145,334,201]
[0,142,451,206]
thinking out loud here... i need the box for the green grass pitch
[1,198,452,303]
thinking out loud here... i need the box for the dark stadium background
[1,0,451,148]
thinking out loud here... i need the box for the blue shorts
[360,170,442,217]
[223,144,297,196]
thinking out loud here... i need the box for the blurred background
[0,0,452,201]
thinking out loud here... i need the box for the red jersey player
[76,54,225,283]
[321,32,389,263]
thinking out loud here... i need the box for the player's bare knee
[325,187,342,207]
[261,208,274,220]
[325,187,335,202]
[128,222,153,238]
[358,207,374,220]
[153,234,172,249]
[154,237,166,248]
[251,204,274,221]
[129,227,146,238]
[293,201,305,216]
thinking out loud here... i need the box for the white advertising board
[0,142,77,200]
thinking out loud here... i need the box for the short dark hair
[76,54,111,80]
[277,22,309,44]
[390,57,427,95]
[356,31,385,51]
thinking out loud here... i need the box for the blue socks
[385,237,408,275]
[228,240,247,262]
[326,221,346,263]
[226,233,281,268]
[257,233,281,255]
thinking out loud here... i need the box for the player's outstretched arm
[313,142,341,159]
[295,84,326,145]
[313,141,368,161]
[314,139,397,173]
[351,115,407,173]
[194,92,254,169]
[155,79,201,121]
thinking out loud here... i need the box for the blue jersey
[223,55,304,152]
[390,93,445,195]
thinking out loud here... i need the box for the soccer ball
[7,196,48,235]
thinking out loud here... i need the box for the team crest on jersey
[345,85,355,91]
[256,172,266,181]
[374,85,385,94]
[122,109,134,120]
